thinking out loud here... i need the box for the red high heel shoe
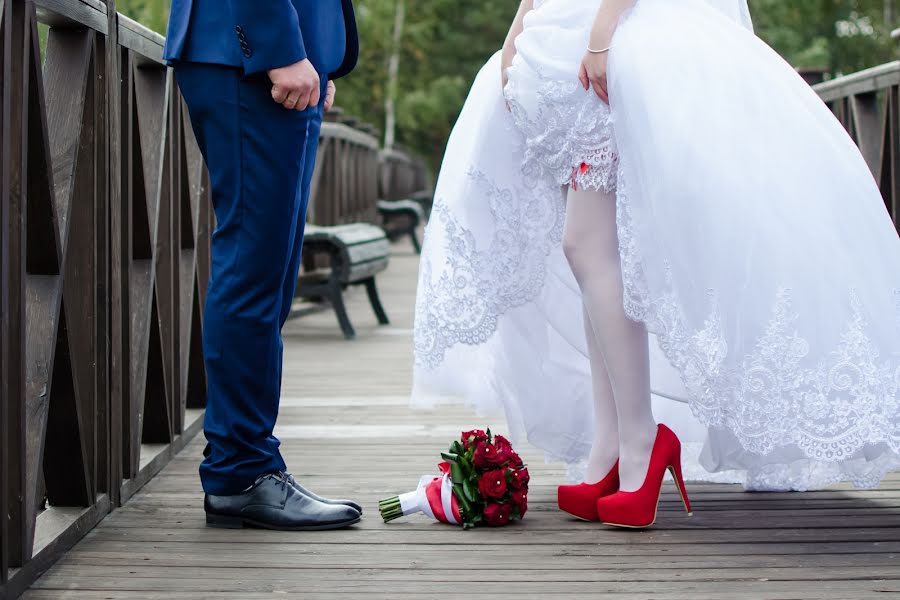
[595,425,692,528]
[557,461,619,521]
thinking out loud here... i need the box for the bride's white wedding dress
[412,0,900,490]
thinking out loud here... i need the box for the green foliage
[342,0,898,171]
[751,0,896,75]
[337,0,516,172]
[116,0,170,34]
[108,0,898,169]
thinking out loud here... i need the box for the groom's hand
[324,81,336,112]
[268,59,320,110]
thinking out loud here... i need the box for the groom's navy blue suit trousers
[164,0,357,495]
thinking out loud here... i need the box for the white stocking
[581,304,620,483]
[563,187,658,492]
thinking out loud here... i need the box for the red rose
[511,490,528,517]
[493,434,512,450]
[508,451,525,468]
[494,436,524,465]
[461,429,489,450]
[509,467,530,490]
[472,441,506,468]
[478,468,508,499]
[483,502,512,527]
[492,435,517,465]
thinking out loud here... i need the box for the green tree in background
[117,0,169,35]
[118,0,897,170]
[750,0,896,75]
[336,0,517,172]
[340,0,899,171]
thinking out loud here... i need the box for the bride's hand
[581,2,624,105]
[501,42,516,91]
[501,1,532,108]
[579,50,609,104]
[501,41,517,111]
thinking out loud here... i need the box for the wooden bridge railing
[0,0,211,595]
[814,60,900,230]
[308,121,381,226]
[379,146,429,202]
[308,121,429,227]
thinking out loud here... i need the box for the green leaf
[450,462,465,484]
[450,440,464,455]
[440,452,459,464]
[462,479,479,503]
[453,485,473,519]
[451,484,466,505]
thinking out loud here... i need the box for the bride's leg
[563,187,657,492]
[581,303,620,483]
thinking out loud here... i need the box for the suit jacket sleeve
[233,0,306,75]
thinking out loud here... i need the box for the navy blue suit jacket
[164,0,358,79]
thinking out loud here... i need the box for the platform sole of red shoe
[600,466,693,529]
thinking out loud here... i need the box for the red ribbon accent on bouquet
[424,462,462,524]
[425,477,449,522]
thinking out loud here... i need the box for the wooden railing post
[104,0,123,508]
[0,2,210,596]
[378,146,430,203]
[308,122,381,226]
[3,0,32,572]
[0,0,11,586]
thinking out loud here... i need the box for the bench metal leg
[409,230,422,254]
[329,284,356,340]
[364,277,390,325]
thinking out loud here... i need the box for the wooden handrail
[118,12,165,62]
[321,121,380,150]
[813,60,900,101]
[34,0,107,32]
[1,1,210,596]
[813,60,900,231]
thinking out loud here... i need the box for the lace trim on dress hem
[414,168,565,369]
[613,167,900,488]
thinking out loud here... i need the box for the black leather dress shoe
[282,472,363,514]
[205,473,361,531]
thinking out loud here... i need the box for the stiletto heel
[595,424,692,529]
[668,457,692,515]
[557,461,619,521]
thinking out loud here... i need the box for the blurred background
[121,0,898,172]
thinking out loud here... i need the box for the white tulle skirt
[412,0,900,490]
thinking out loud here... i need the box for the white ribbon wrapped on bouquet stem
[379,471,462,526]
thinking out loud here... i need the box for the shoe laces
[251,472,291,493]
[279,471,299,488]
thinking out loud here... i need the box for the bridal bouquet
[378,429,529,529]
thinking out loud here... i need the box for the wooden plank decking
[23,241,900,599]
